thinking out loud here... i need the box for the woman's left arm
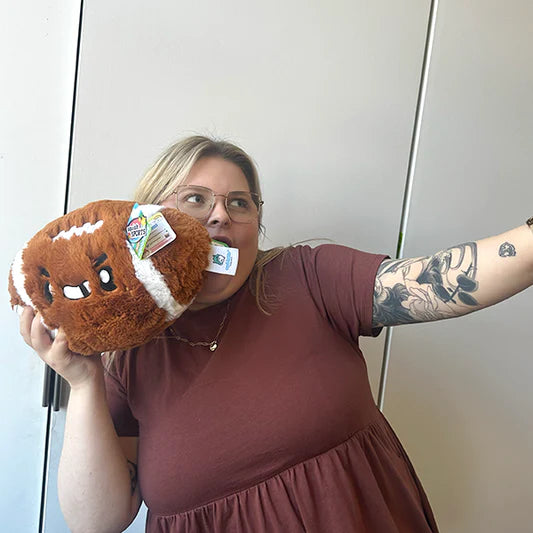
[372,222,533,328]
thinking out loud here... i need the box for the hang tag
[126,203,150,259]
[143,212,176,258]
[206,242,239,275]
[126,204,176,259]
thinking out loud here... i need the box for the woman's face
[160,156,260,310]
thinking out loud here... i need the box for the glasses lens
[175,186,213,219]
[226,192,260,223]
[175,186,261,223]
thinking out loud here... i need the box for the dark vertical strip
[41,366,53,407]
[39,1,85,531]
[52,371,62,412]
[38,403,53,532]
[63,0,85,216]
[377,0,439,411]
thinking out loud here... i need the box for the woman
[19,136,533,532]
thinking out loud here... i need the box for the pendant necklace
[168,300,230,352]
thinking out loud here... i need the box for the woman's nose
[206,197,231,226]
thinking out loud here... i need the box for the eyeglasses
[173,185,264,224]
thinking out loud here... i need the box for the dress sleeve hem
[360,253,390,337]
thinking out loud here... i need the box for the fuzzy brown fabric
[9,200,210,354]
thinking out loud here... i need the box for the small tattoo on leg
[499,242,516,257]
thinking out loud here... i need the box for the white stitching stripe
[11,245,34,308]
[126,242,187,320]
[52,220,104,242]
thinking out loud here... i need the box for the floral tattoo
[372,242,479,327]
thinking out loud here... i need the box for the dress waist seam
[150,412,387,519]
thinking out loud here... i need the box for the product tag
[206,241,239,275]
[126,204,176,259]
[143,212,176,258]
[126,203,151,259]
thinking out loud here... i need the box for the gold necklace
[168,300,230,351]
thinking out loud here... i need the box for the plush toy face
[9,200,211,354]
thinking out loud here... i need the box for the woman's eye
[230,197,249,209]
[98,267,117,291]
[185,194,205,204]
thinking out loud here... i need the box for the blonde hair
[134,135,286,314]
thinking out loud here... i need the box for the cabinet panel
[385,2,533,532]
[0,1,81,531]
[71,0,429,398]
[67,0,429,530]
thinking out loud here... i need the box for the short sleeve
[295,244,389,340]
[104,354,139,437]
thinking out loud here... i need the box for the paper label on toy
[206,242,239,275]
[143,212,176,258]
[126,203,151,258]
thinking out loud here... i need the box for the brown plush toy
[8,200,211,354]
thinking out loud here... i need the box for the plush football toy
[8,200,211,354]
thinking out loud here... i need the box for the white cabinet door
[57,1,429,531]
[70,0,430,396]
[384,2,533,532]
[0,1,81,532]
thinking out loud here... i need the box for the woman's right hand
[19,306,103,389]
[19,307,141,530]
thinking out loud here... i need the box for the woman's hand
[19,306,103,389]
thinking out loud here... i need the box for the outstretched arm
[372,223,533,328]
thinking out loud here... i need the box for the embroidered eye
[98,266,116,291]
[43,281,53,304]
[40,267,53,304]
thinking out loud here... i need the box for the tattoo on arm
[499,242,516,257]
[127,460,138,495]
[373,242,480,327]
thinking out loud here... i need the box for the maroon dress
[105,244,439,532]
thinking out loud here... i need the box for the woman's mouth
[211,236,234,248]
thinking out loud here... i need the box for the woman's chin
[190,272,233,309]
